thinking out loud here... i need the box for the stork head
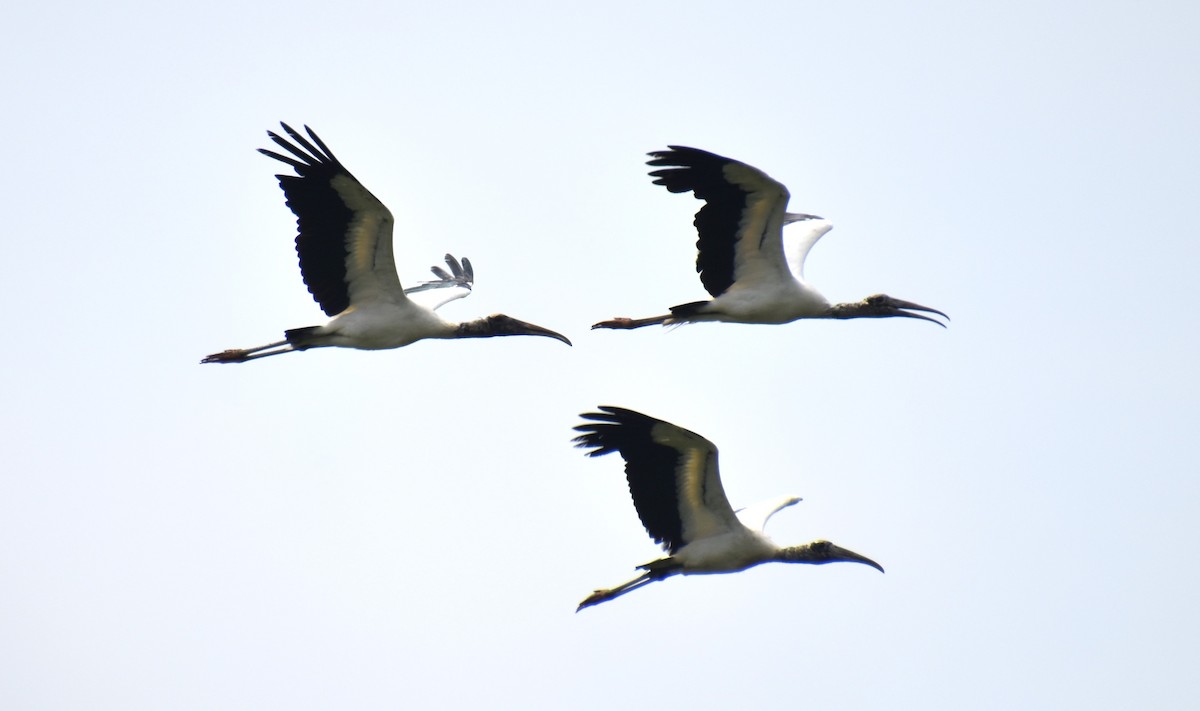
[456,314,572,345]
[831,294,948,327]
[778,540,885,573]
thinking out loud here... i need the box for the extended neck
[828,294,948,326]
[775,540,885,572]
[454,314,572,345]
[827,301,873,320]
[776,542,828,563]
[454,317,503,339]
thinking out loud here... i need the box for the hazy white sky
[3,1,1198,709]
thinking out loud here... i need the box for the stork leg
[577,559,682,611]
[591,314,671,330]
[577,571,658,611]
[200,340,293,364]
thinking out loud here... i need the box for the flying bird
[593,146,947,330]
[572,406,883,611]
[202,123,570,364]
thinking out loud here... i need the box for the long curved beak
[828,544,885,573]
[886,297,949,328]
[508,318,573,346]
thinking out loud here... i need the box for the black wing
[259,123,401,316]
[648,146,791,298]
[574,406,739,553]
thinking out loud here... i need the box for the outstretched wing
[259,123,403,316]
[735,495,802,533]
[403,254,474,310]
[647,146,795,298]
[781,215,833,282]
[573,406,741,553]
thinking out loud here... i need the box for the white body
[315,300,456,350]
[672,527,779,574]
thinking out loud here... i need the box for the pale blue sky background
[2,1,1198,709]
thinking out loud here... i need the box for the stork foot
[592,318,636,330]
[592,314,671,330]
[577,589,612,611]
[200,349,249,364]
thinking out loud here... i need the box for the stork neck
[454,317,500,339]
[775,543,823,563]
[828,301,867,320]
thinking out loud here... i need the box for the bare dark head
[832,294,948,327]
[457,314,572,345]
[779,540,885,573]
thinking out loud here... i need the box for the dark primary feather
[406,254,475,294]
[446,253,472,281]
[422,254,474,289]
[648,146,751,297]
[259,123,368,317]
[574,407,686,553]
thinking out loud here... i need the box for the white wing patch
[330,173,405,307]
[721,162,795,292]
[650,422,741,543]
[410,287,471,311]
[782,218,834,281]
[735,495,802,533]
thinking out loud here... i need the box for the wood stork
[592,146,947,330]
[572,406,883,611]
[202,123,570,364]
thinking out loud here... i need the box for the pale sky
[3,1,1198,709]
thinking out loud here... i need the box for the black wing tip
[647,147,738,194]
[260,122,340,171]
[572,406,659,455]
[573,406,641,455]
[647,145,703,157]
[443,254,474,284]
[256,147,307,172]
[571,428,614,456]
[577,405,649,424]
[278,121,303,139]
[646,145,730,167]
[273,121,321,144]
